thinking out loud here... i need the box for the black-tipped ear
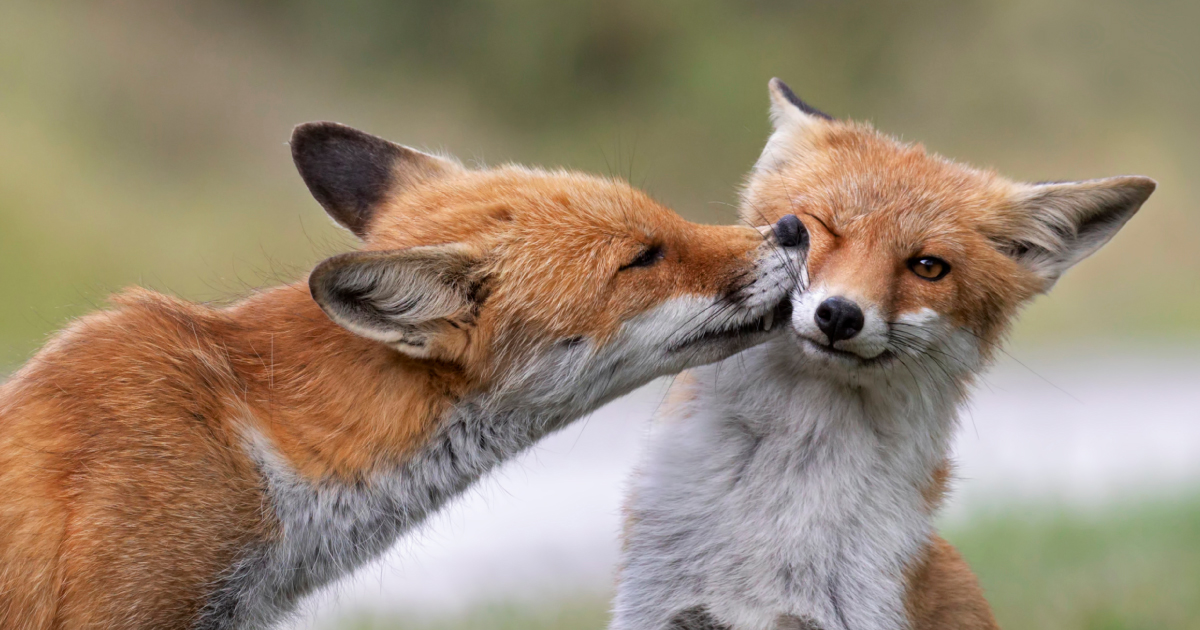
[291,122,457,239]
[753,79,835,174]
[768,78,834,122]
[1005,176,1156,289]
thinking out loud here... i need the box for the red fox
[612,79,1156,630]
[0,122,806,630]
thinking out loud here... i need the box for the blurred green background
[2,1,1197,628]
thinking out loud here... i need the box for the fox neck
[220,283,477,479]
[222,282,602,481]
[612,338,979,630]
[750,337,975,509]
[667,340,977,629]
[200,283,585,627]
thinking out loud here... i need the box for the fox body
[612,80,1155,630]
[0,122,805,630]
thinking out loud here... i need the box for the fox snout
[771,214,808,249]
[814,296,864,342]
[658,213,808,358]
[757,213,809,251]
[788,284,896,365]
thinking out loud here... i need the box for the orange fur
[0,129,782,628]
[904,537,999,630]
[741,114,1016,630]
[743,119,1044,356]
[730,81,1152,629]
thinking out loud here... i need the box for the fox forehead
[748,124,1017,244]
[744,121,1047,339]
[357,164,764,345]
[365,166,675,252]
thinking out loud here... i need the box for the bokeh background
[2,1,1198,628]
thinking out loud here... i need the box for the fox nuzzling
[613,79,1155,630]
[0,122,806,630]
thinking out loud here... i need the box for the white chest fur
[613,341,963,630]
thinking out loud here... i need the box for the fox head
[741,79,1154,384]
[293,122,804,411]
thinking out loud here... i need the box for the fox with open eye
[612,80,1155,630]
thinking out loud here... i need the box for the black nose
[774,214,808,249]
[814,296,864,342]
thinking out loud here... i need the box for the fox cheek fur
[745,80,1155,385]
[612,79,1154,630]
[296,122,809,402]
[0,122,805,629]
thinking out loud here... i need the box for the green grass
[948,498,1200,630]
[330,496,1200,630]
[336,600,610,630]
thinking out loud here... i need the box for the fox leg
[904,535,1000,630]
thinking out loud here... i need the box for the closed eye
[619,245,665,271]
[803,212,839,238]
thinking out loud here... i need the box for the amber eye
[619,245,665,271]
[908,256,951,281]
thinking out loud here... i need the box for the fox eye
[620,245,665,271]
[908,256,951,281]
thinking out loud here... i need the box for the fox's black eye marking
[908,256,951,281]
[620,245,665,271]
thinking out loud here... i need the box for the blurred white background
[289,345,1200,628]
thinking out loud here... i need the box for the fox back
[0,122,805,630]
[612,80,1154,630]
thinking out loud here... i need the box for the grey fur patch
[192,401,567,629]
[190,241,802,629]
[775,614,823,630]
[610,331,978,630]
[670,606,733,630]
[664,607,822,630]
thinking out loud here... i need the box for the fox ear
[767,77,833,128]
[291,122,459,239]
[1005,176,1156,289]
[309,245,481,359]
[755,78,835,173]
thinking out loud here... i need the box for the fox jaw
[297,122,805,417]
[744,79,1155,385]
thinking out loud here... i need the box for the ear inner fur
[308,245,479,358]
[1003,176,1156,288]
[756,80,837,174]
[769,77,835,121]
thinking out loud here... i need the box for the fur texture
[0,122,805,629]
[612,80,1155,630]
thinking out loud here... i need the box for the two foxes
[0,81,1152,630]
